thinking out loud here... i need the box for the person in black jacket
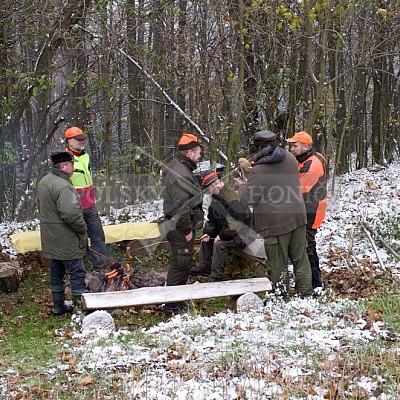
[191,172,253,281]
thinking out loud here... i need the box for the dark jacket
[162,152,204,234]
[296,148,327,229]
[204,185,252,241]
[238,146,307,237]
[37,167,88,260]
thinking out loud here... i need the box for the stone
[81,310,115,332]
[236,292,264,313]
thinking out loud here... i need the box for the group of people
[161,129,327,313]
[38,126,327,317]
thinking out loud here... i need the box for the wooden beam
[82,277,272,311]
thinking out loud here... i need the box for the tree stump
[0,261,23,293]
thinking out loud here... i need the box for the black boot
[72,290,89,312]
[308,253,323,289]
[162,302,187,315]
[51,291,73,316]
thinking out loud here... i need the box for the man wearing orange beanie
[191,172,253,281]
[65,126,108,270]
[287,131,327,291]
[161,132,204,314]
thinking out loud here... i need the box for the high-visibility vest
[68,151,96,209]
[70,152,93,188]
[298,152,327,229]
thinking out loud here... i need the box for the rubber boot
[308,253,323,289]
[72,290,89,312]
[52,291,73,316]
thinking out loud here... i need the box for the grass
[1,248,400,399]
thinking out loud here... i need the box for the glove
[239,157,252,172]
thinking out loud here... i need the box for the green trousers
[166,228,195,286]
[264,225,313,297]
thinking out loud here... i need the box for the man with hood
[234,130,312,297]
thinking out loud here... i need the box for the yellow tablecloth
[10,221,161,254]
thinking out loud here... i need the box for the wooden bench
[125,237,268,278]
[81,277,272,311]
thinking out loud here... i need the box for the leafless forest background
[0,0,399,221]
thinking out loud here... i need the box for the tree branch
[361,221,400,261]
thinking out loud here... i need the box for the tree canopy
[0,0,399,220]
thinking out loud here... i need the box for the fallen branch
[361,221,400,261]
[345,229,354,268]
[361,222,385,270]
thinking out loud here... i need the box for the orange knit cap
[65,127,87,140]
[286,131,313,145]
[202,172,219,188]
[178,132,203,150]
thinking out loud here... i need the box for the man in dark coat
[234,130,313,297]
[191,172,253,281]
[37,151,88,315]
[161,133,204,313]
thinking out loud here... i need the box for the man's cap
[51,151,73,164]
[286,131,313,145]
[202,172,219,188]
[64,127,87,140]
[178,132,203,150]
[253,129,277,147]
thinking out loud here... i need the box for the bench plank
[82,277,272,310]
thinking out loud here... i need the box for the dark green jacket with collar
[162,152,204,235]
[37,167,88,260]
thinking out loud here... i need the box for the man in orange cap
[65,126,108,270]
[161,132,205,314]
[191,172,253,281]
[286,131,327,291]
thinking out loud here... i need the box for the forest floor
[0,163,400,399]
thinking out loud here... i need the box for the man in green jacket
[37,151,88,315]
[161,132,204,314]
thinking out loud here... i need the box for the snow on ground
[318,163,400,274]
[1,163,400,399]
[65,295,396,399]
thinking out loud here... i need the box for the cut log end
[0,261,23,293]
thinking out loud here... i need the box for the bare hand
[233,177,245,186]
[185,231,193,241]
[200,233,210,242]
[214,235,221,243]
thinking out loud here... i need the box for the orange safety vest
[298,150,327,229]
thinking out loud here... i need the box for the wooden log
[0,261,23,293]
[82,277,272,311]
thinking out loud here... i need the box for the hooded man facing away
[234,130,313,297]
